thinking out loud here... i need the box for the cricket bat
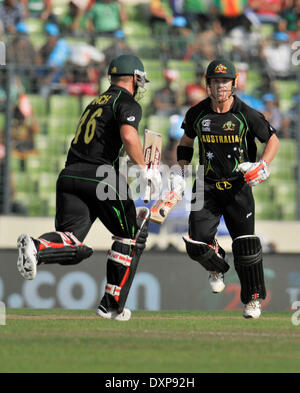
[150,173,181,224]
[143,129,162,203]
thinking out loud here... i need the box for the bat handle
[170,172,174,191]
[144,180,151,203]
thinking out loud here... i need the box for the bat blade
[143,129,162,203]
[150,190,180,224]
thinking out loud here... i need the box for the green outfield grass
[1,309,299,373]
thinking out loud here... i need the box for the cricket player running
[173,58,280,318]
[17,55,161,321]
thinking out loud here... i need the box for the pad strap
[59,232,82,246]
[112,236,136,246]
[107,250,132,267]
[38,231,83,250]
[105,284,121,297]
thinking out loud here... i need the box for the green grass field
[1,308,300,373]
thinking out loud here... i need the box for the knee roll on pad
[135,208,149,250]
[104,207,150,313]
[183,236,230,273]
[37,231,93,265]
[232,235,266,304]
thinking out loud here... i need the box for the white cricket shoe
[17,234,38,280]
[243,299,261,319]
[208,272,225,293]
[97,306,131,321]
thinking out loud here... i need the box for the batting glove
[170,167,186,197]
[238,160,270,186]
[141,166,162,200]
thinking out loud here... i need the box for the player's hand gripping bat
[150,170,185,224]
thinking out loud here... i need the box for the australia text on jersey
[200,134,240,143]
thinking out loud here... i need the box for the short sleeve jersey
[182,96,275,181]
[66,85,142,170]
[86,2,121,32]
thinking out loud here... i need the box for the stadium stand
[0,1,298,220]
[254,139,297,220]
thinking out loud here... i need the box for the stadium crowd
[0,0,299,216]
[0,1,298,134]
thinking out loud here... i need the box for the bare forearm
[123,139,145,166]
[261,134,280,164]
[178,159,190,168]
[120,125,145,167]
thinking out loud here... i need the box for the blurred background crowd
[0,0,299,222]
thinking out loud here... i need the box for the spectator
[281,94,298,139]
[262,92,282,133]
[235,64,278,115]
[184,0,213,32]
[225,27,252,62]
[150,0,174,37]
[161,112,184,167]
[36,23,70,96]
[235,62,248,91]
[184,68,207,107]
[260,31,293,79]
[289,14,300,40]
[248,0,282,26]
[7,21,37,65]
[280,0,300,37]
[254,68,276,98]
[235,65,268,113]
[102,29,136,68]
[161,15,193,60]
[183,18,223,61]
[0,0,25,34]
[169,0,185,17]
[0,133,28,215]
[276,17,289,35]
[66,41,104,96]
[12,93,40,169]
[60,0,87,36]
[85,0,96,9]
[151,68,181,116]
[238,91,266,112]
[213,0,251,33]
[21,0,57,23]
[0,69,21,115]
[6,22,37,92]
[6,21,38,89]
[86,0,127,38]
